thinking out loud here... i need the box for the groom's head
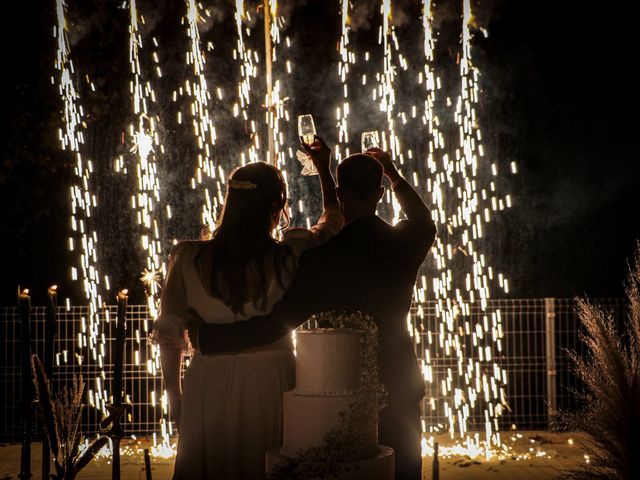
[336,154,384,220]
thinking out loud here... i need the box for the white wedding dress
[152,206,342,480]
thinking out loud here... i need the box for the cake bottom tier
[282,391,377,457]
[266,445,394,480]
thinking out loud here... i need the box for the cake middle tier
[295,329,362,393]
[282,391,378,458]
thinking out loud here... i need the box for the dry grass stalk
[31,354,109,480]
[559,243,640,480]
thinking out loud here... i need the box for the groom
[190,143,436,479]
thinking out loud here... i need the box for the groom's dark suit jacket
[197,196,436,403]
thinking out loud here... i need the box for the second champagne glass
[361,131,380,152]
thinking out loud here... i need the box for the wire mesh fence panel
[0,304,181,441]
[491,299,548,431]
[0,298,627,440]
[554,298,626,417]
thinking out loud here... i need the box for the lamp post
[100,289,131,480]
[18,287,33,480]
[264,0,275,165]
[42,285,58,479]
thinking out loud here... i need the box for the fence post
[544,297,557,427]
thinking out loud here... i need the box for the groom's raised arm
[366,148,437,250]
[194,250,326,354]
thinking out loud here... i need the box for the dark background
[1,0,638,307]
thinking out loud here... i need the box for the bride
[151,137,342,479]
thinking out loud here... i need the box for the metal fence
[0,298,626,440]
[1,304,170,441]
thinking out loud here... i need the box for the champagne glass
[361,130,380,152]
[298,114,316,145]
[297,114,318,176]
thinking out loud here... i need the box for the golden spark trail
[263,1,305,229]
[415,0,514,452]
[128,0,165,318]
[184,0,220,231]
[265,1,285,169]
[234,0,259,164]
[335,0,352,161]
[127,1,173,450]
[377,1,408,227]
[453,0,508,447]
[54,0,109,416]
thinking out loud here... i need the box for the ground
[0,431,589,479]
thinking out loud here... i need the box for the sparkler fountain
[52,0,517,460]
[416,0,514,454]
[184,0,221,232]
[335,0,353,162]
[53,0,111,426]
[127,0,166,319]
[233,0,260,165]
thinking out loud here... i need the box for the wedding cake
[266,328,394,479]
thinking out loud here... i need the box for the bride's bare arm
[290,136,343,244]
[301,135,339,210]
[160,344,183,426]
[151,243,190,427]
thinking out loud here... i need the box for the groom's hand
[365,148,401,184]
[186,308,206,350]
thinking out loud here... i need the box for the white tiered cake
[266,329,394,479]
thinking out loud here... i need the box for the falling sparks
[54,0,109,417]
[126,0,176,450]
[335,0,352,161]
[415,0,516,450]
[234,0,259,165]
[128,0,166,320]
[184,0,220,230]
[261,1,304,228]
[53,0,517,454]
[377,0,407,225]
[264,1,289,169]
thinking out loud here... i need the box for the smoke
[349,0,376,31]
[66,1,111,47]
[234,0,307,31]
[196,1,228,34]
[346,0,472,32]
[276,0,307,27]
[348,0,416,32]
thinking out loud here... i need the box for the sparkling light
[335,0,352,161]
[416,0,517,451]
[234,0,260,165]
[127,3,173,449]
[184,0,220,230]
[53,0,518,458]
[54,0,108,417]
[128,0,166,320]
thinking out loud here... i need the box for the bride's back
[194,241,293,315]
[192,162,294,320]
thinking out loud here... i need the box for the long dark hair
[196,162,293,315]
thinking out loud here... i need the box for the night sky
[1,0,638,307]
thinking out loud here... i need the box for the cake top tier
[295,328,362,395]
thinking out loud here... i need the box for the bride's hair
[196,162,293,315]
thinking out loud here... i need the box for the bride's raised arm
[284,136,344,250]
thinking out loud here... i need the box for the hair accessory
[228,179,258,190]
